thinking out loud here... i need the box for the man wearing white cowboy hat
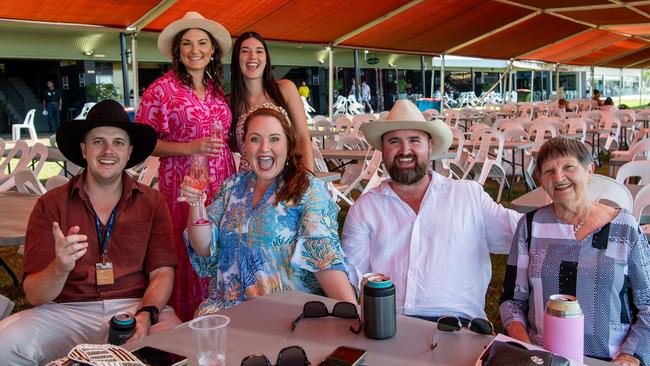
[0,100,180,365]
[342,100,522,323]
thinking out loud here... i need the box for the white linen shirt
[342,171,522,320]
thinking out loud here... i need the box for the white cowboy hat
[157,11,232,58]
[361,100,453,154]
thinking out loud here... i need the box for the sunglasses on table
[241,345,310,366]
[431,316,494,350]
[290,301,362,334]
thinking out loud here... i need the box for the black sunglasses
[431,316,494,350]
[290,301,362,334]
[241,345,310,366]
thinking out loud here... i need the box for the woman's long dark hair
[228,32,288,151]
[243,107,308,205]
[171,28,224,95]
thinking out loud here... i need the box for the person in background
[298,80,310,102]
[349,77,358,100]
[181,104,355,314]
[500,137,649,366]
[342,100,522,324]
[0,100,179,365]
[360,80,372,113]
[42,80,62,132]
[136,11,235,321]
[228,31,313,172]
[592,89,603,107]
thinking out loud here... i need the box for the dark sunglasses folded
[290,301,362,334]
[241,345,310,366]
[431,316,494,350]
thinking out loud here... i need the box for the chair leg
[28,127,38,143]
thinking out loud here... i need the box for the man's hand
[126,311,152,343]
[52,222,88,273]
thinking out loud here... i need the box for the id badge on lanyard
[94,205,118,286]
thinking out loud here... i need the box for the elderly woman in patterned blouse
[500,137,650,366]
[179,104,356,315]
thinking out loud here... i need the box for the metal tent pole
[420,55,426,98]
[440,54,445,114]
[328,46,333,122]
[119,33,130,107]
[131,32,139,110]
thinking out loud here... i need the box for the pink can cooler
[543,294,584,363]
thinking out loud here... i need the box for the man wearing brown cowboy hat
[0,100,180,365]
[342,100,522,324]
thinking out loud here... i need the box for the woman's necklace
[573,221,585,234]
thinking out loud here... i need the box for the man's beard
[388,154,428,185]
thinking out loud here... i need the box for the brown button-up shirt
[22,172,177,303]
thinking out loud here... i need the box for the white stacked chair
[587,174,633,211]
[12,109,37,143]
[615,160,650,185]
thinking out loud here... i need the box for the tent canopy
[2,0,650,68]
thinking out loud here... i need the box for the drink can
[107,313,136,345]
[359,272,383,320]
[543,294,584,363]
[363,275,396,340]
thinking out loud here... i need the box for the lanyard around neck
[93,204,119,258]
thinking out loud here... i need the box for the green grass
[1,156,613,333]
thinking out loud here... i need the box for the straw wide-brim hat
[56,100,157,169]
[361,100,452,155]
[157,11,232,58]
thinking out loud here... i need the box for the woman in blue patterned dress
[500,137,650,366]
[179,104,356,315]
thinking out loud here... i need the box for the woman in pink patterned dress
[135,12,235,321]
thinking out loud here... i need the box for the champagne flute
[189,154,210,226]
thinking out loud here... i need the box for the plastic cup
[188,314,230,366]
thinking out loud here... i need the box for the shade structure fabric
[1,0,650,68]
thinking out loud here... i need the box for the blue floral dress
[185,172,348,316]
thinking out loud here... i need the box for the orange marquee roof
[2,0,650,68]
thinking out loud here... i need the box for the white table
[320,149,456,162]
[127,291,613,366]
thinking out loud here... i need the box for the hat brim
[56,120,157,169]
[157,17,232,58]
[361,119,453,155]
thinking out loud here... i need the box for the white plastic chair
[14,169,46,195]
[528,122,558,153]
[311,142,353,206]
[462,129,508,202]
[615,161,650,185]
[0,140,34,191]
[633,184,650,223]
[443,127,467,179]
[587,174,633,211]
[135,156,160,187]
[12,109,37,143]
[564,118,587,142]
[598,116,621,151]
[45,175,70,191]
[75,102,96,120]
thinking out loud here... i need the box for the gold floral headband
[241,103,291,125]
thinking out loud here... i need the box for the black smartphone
[319,346,368,366]
[131,346,188,366]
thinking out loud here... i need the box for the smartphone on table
[318,346,367,366]
[130,346,188,366]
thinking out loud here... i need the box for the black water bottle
[107,313,136,345]
[363,275,396,340]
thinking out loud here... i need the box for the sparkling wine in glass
[189,154,211,226]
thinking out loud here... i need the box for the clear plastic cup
[188,314,230,366]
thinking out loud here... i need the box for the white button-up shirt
[342,172,522,320]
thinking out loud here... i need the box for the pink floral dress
[135,70,235,321]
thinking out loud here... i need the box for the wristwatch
[135,306,160,325]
